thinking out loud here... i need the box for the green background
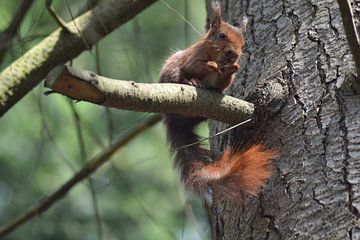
[0,0,210,239]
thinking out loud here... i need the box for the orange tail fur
[186,144,276,201]
[164,114,276,201]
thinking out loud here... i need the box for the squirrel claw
[184,78,200,87]
[227,63,239,71]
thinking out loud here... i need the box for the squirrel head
[206,1,247,65]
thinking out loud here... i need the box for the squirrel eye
[218,32,226,40]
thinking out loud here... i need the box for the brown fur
[187,145,276,201]
[160,1,275,201]
[159,1,246,91]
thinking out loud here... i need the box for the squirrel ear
[211,1,222,31]
[239,16,248,33]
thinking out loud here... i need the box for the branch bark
[44,65,254,125]
[0,0,157,117]
[0,114,161,239]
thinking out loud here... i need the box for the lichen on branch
[45,65,254,124]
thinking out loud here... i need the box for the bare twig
[94,43,113,145]
[337,0,360,78]
[35,93,77,171]
[175,118,252,150]
[0,0,35,64]
[160,0,201,36]
[68,101,103,240]
[65,0,91,50]
[44,65,254,125]
[76,0,100,16]
[45,0,73,33]
[89,184,103,240]
[178,188,204,240]
[68,101,87,162]
[112,169,178,239]
[184,0,190,47]
[0,114,161,239]
[105,107,113,145]
[132,18,153,82]
[0,34,48,49]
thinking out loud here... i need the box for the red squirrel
[159,2,276,201]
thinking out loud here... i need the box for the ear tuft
[211,0,221,13]
[239,16,248,33]
[211,1,222,31]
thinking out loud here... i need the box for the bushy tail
[164,114,276,201]
[187,145,276,201]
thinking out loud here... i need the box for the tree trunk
[208,0,360,239]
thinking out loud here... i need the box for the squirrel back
[160,2,276,202]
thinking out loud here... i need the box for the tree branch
[0,114,161,239]
[44,65,254,125]
[337,0,360,78]
[0,0,157,117]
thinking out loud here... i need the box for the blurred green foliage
[0,0,210,239]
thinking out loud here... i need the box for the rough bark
[208,0,360,239]
[45,65,254,125]
[337,0,360,78]
[0,0,157,117]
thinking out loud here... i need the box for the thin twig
[68,101,103,240]
[36,90,77,171]
[184,0,190,47]
[160,0,202,36]
[105,108,114,145]
[337,0,360,78]
[113,167,178,239]
[76,0,100,16]
[46,0,99,35]
[0,114,161,239]
[175,118,252,150]
[178,188,204,240]
[41,89,104,239]
[0,0,35,64]
[91,43,106,238]
[68,101,87,162]
[88,183,103,240]
[94,43,113,145]
[45,0,73,33]
[0,34,48,49]
[65,0,91,50]
[132,17,153,82]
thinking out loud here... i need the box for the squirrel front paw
[206,61,221,73]
[223,63,239,75]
